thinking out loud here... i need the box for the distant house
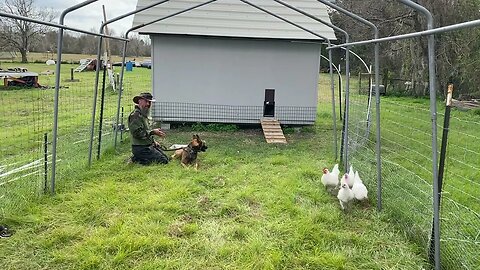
[132,0,336,125]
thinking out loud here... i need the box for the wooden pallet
[261,118,287,144]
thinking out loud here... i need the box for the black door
[263,89,275,117]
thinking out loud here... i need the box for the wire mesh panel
[440,109,480,269]
[0,61,143,220]
[153,102,317,125]
[346,89,480,269]
[54,66,101,180]
[347,75,373,158]
[347,79,435,250]
[0,68,51,218]
[375,99,434,250]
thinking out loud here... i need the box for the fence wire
[0,57,152,221]
[0,71,50,217]
[346,85,480,269]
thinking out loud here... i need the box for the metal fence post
[316,0,382,210]
[397,1,439,269]
[273,0,352,161]
[52,0,98,194]
[89,0,174,165]
[43,133,48,194]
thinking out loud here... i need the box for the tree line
[330,0,480,98]
[0,0,150,63]
[32,30,151,58]
[2,0,479,98]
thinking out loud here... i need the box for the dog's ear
[196,134,201,140]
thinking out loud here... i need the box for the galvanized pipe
[316,0,368,173]
[115,0,220,149]
[397,1,439,269]
[328,19,480,49]
[0,10,127,41]
[114,40,128,149]
[237,0,339,161]
[316,0,382,212]
[328,49,338,160]
[88,0,172,165]
[239,0,329,42]
[51,0,98,195]
[272,0,349,161]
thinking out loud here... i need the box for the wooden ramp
[261,118,287,144]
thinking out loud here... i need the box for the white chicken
[340,165,355,188]
[337,173,354,210]
[332,163,340,176]
[352,171,368,201]
[348,165,355,187]
[321,168,339,192]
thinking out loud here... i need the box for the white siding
[132,0,336,40]
[150,35,320,124]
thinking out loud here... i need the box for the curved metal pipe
[316,0,382,212]
[51,0,98,195]
[397,1,439,269]
[239,0,330,42]
[114,0,220,148]
[0,11,127,40]
[88,0,172,165]
[328,19,480,48]
[271,0,348,160]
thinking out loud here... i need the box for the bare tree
[0,0,55,63]
[331,0,480,97]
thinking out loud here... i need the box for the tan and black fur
[171,134,208,170]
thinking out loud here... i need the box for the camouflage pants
[131,145,169,165]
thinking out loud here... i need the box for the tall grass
[0,68,431,269]
[0,114,428,270]
[0,62,152,218]
[346,89,480,270]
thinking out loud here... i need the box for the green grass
[0,62,151,217]
[0,121,428,269]
[2,64,479,269]
[0,68,430,268]
[346,94,480,269]
[0,52,144,64]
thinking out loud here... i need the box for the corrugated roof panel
[132,0,337,40]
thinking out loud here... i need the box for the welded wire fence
[0,73,50,216]
[345,88,480,269]
[440,109,480,269]
[0,57,151,221]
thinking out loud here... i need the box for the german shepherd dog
[171,134,208,169]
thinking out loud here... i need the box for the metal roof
[132,0,336,40]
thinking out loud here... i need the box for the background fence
[345,77,480,269]
[0,60,150,221]
[2,57,479,269]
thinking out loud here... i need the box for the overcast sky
[38,0,137,35]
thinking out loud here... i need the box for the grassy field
[0,61,150,217]
[0,116,428,269]
[346,91,480,269]
[1,62,479,269]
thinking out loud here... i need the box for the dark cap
[133,92,156,104]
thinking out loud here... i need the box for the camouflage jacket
[128,105,154,146]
